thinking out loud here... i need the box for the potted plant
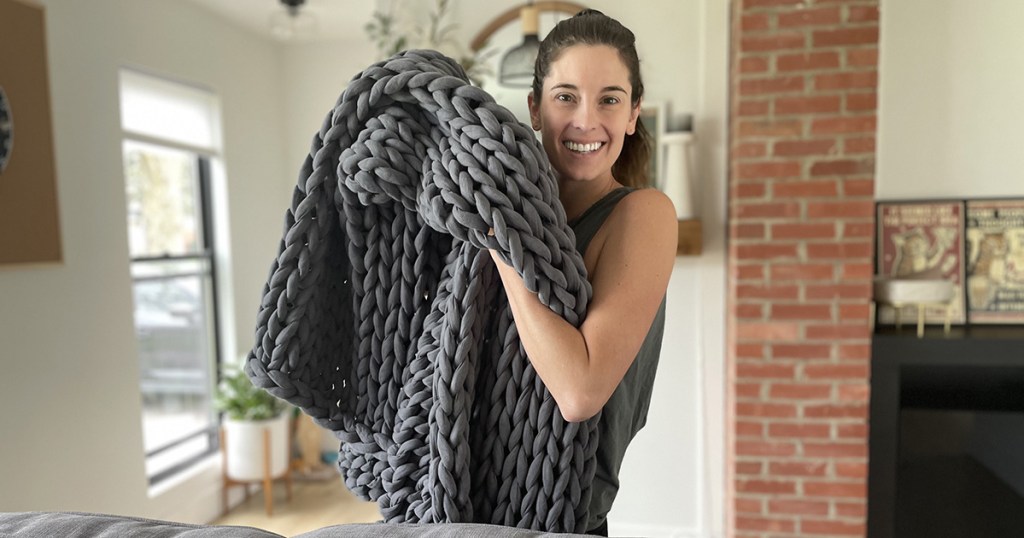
[214,363,292,513]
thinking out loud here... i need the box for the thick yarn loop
[246,50,598,532]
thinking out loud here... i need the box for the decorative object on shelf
[365,0,496,86]
[0,0,62,266]
[215,364,292,516]
[872,277,955,337]
[965,199,1024,324]
[268,0,315,41]
[661,131,695,220]
[876,201,966,327]
[638,102,665,189]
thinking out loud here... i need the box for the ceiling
[184,0,376,42]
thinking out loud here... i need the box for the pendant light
[498,2,540,87]
[269,0,316,41]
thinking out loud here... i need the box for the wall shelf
[677,218,702,256]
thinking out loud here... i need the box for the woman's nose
[570,103,596,130]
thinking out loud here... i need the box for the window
[119,70,223,485]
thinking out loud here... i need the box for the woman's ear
[626,98,641,135]
[527,93,540,131]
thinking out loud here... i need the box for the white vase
[222,414,290,481]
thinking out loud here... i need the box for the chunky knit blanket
[245,50,597,532]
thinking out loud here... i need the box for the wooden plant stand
[220,426,293,516]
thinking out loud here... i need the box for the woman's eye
[601,96,620,105]
[556,93,574,102]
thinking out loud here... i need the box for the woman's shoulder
[613,187,678,232]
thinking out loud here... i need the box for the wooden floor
[212,476,382,536]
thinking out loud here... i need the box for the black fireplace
[868,328,1024,538]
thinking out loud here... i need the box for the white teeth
[564,141,604,153]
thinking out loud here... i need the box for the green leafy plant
[214,364,288,421]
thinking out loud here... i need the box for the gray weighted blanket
[244,50,597,532]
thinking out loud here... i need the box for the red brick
[737,302,765,317]
[770,461,828,477]
[848,47,879,67]
[840,303,871,321]
[843,178,875,196]
[744,0,805,7]
[801,519,866,536]
[805,404,868,419]
[806,284,872,300]
[741,33,806,52]
[836,501,867,517]
[737,343,766,358]
[847,5,880,23]
[775,95,842,115]
[739,99,770,116]
[772,304,833,320]
[736,243,800,260]
[836,461,869,478]
[739,119,804,137]
[736,321,801,341]
[740,76,805,95]
[737,420,765,436]
[805,323,871,340]
[735,224,766,240]
[769,421,831,437]
[805,364,869,379]
[807,242,874,260]
[736,265,765,280]
[737,477,798,495]
[773,180,839,198]
[839,343,870,361]
[844,137,876,154]
[838,423,869,439]
[736,141,768,158]
[774,139,837,157]
[813,27,880,47]
[772,343,832,359]
[772,222,837,240]
[741,13,771,32]
[736,498,764,514]
[804,442,868,458]
[768,499,830,516]
[737,161,802,180]
[778,6,840,27]
[737,284,800,300]
[737,382,763,398]
[736,516,796,533]
[736,441,799,457]
[738,362,797,379]
[735,183,767,198]
[807,201,874,219]
[811,115,876,135]
[847,92,878,111]
[839,383,870,402]
[815,71,878,91]
[736,461,764,475]
[736,201,802,219]
[771,383,832,400]
[777,51,840,71]
[770,263,835,281]
[842,223,874,239]
[737,402,799,418]
[810,158,875,176]
[804,480,867,498]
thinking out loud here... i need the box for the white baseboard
[608,521,719,538]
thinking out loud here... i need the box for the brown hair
[531,9,652,188]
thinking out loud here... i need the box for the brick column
[728,1,879,537]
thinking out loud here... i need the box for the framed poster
[0,0,62,266]
[876,201,966,325]
[965,199,1024,323]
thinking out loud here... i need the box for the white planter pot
[223,414,290,481]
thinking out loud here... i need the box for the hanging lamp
[498,2,540,87]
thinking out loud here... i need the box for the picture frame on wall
[638,102,665,189]
[876,200,967,325]
[965,199,1024,324]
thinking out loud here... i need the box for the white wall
[877,0,1024,199]
[0,0,289,524]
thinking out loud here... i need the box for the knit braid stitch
[245,49,598,532]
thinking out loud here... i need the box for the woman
[488,9,678,536]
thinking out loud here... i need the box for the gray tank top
[569,187,666,531]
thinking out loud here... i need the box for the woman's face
[529,44,640,186]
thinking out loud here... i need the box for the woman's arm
[489,189,678,422]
